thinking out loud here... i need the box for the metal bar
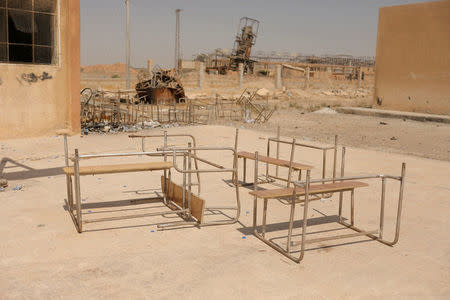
[276,125,280,177]
[191,155,225,169]
[167,146,237,152]
[266,136,270,180]
[74,149,82,233]
[286,188,297,253]
[268,137,335,151]
[298,170,311,262]
[350,189,355,226]
[322,149,327,183]
[339,147,345,221]
[391,163,406,245]
[133,133,201,194]
[379,177,386,239]
[187,142,193,217]
[286,138,296,188]
[129,133,196,141]
[84,209,190,223]
[64,132,73,211]
[333,135,338,182]
[262,199,268,238]
[304,230,379,244]
[205,206,239,210]
[158,221,199,228]
[163,131,168,205]
[243,157,247,183]
[266,174,291,182]
[182,152,186,209]
[232,128,239,185]
[78,151,168,159]
[253,152,259,228]
[295,174,401,186]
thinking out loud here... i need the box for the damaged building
[0,0,80,139]
[374,1,450,115]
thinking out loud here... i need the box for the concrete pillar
[275,65,282,89]
[147,59,153,74]
[199,62,205,89]
[305,66,310,89]
[358,67,362,88]
[238,63,244,89]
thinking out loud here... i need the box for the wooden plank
[161,176,205,222]
[237,151,312,170]
[63,162,173,176]
[249,181,369,199]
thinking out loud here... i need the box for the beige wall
[374,1,450,115]
[0,0,80,139]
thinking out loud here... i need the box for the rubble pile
[81,120,180,135]
[317,88,370,98]
[136,68,185,104]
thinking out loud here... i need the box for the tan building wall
[0,0,80,139]
[374,1,450,115]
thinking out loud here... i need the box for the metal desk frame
[252,148,406,263]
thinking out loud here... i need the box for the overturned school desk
[233,128,339,187]
[249,149,406,263]
[61,132,241,233]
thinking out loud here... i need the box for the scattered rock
[256,88,270,97]
[0,179,7,188]
[380,122,388,125]
[313,107,337,114]
[390,137,398,141]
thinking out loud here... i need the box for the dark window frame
[0,0,58,65]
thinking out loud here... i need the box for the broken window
[0,0,57,64]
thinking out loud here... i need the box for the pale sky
[81,0,435,68]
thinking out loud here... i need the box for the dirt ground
[0,125,449,298]
[237,107,450,161]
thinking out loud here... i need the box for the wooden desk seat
[63,162,173,176]
[249,181,368,199]
[238,151,312,170]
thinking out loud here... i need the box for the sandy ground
[238,108,450,161]
[0,125,449,298]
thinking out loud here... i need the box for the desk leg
[74,150,82,233]
[350,189,355,226]
[286,197,296,253]
[66,174,74,212]
[243,158,247,184]
[262,199,268,238]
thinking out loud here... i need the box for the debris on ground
[0,179,8,188]
[13,184,23,191]
[135,67,185,104]
[317,88,370,98]
[380,122,388,125]
[312,107,337,114]
[256,88,270,97]
[391,136,398,141]
[81,120,173,134]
